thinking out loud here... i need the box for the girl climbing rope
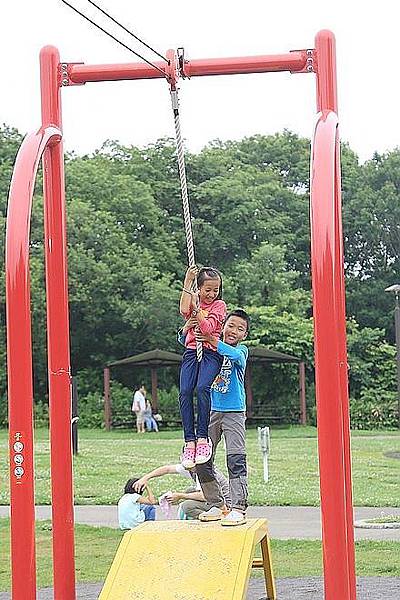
[169,82,227,467]
[179,266,226,468]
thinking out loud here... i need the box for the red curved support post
[40,45,76,600]
[6,125,62,600]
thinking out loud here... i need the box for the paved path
[1,505,399,540]
[1,577,400,599]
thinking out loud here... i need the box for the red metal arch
[5,30,356,600]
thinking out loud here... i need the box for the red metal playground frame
[6,29,356,600]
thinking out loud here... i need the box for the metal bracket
[177,47,190,79]
[290,49,316,74]
[165,49,179,87]
[58,63,85,87]
[170,88,179,111]
[50,367,72,379]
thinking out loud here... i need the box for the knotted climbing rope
[170,87,202,361]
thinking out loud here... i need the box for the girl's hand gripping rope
[183,265,198,288]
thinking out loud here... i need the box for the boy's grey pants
[196,410,247,512]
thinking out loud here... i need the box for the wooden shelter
[103,347,306,430]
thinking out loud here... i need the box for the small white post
[258,426,270,483]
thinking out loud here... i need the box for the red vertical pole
[40,46,76,600]
[299,362,307,425]
[104,367,111,431]
[325,30,356,600]
[312,30,356,600]
[333,94,357,600]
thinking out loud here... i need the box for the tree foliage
[0,125,398,428]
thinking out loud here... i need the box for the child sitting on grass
[118,477,157,530]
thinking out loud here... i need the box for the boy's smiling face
[222,315,248,346]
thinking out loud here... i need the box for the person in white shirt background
[132,384,146,433]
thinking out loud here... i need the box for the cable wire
[60,0,167,77]
[85,0,168,63]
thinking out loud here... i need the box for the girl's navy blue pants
[179,348,223,441]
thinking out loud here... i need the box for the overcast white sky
[1,1,399,162]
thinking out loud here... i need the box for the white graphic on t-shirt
[212,357,232,394]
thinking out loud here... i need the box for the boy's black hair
[225,309,250,333]
[124,477,143,495]
[197,266,223,300]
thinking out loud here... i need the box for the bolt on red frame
[6,29,356,600]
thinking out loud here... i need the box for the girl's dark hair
[124,477,143,495]
[197,267,223,300]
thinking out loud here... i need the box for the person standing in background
[132,384,146,434]
[144,399,159,432]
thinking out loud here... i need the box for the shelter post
[299,362,306,425]
[151,368,158,412]
[104,367,111,431]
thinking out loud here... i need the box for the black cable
[60,0,167,77]
[86,0,168,63]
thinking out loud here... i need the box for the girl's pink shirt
[182,299,227,351]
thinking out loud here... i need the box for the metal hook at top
[165,48,179,88]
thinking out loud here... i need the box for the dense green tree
[0,124,398,428]
[343,149,400,336]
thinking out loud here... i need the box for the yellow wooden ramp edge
[99,518,276,600]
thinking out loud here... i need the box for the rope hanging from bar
[170,86,202,362]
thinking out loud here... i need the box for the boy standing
[195,309,250,526]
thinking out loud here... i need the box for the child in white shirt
[118,477,157,530]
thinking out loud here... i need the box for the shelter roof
[248,346,301,363]
[107,349,182,368]
[107,346,301,368]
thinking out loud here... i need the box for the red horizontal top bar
[185,52,308,76]
[68,50,309,84]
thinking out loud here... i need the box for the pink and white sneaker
[181,445,196,469]
[195,438,213,465]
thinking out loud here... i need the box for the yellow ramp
[99,518,275,600]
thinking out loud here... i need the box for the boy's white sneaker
[199,506,224,522]
[221,509,247,526]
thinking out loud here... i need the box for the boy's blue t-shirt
[118,493,145,530]
[211,341,248,412]
[177,331,248,412]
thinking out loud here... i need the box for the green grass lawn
[0,518,399,592]
[0,426,399,506]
